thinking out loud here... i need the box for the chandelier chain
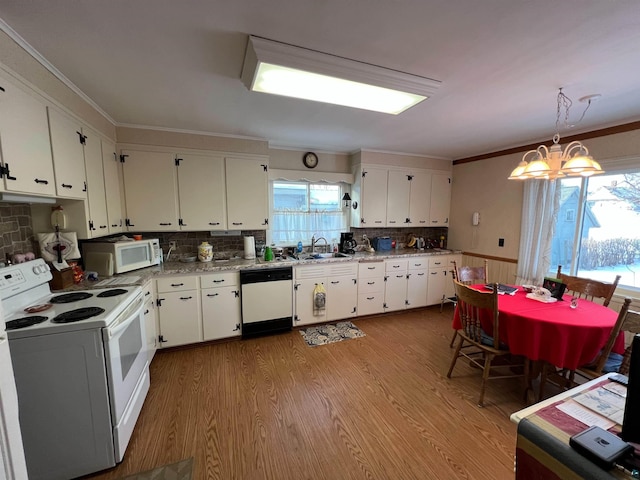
[556,88,573,131]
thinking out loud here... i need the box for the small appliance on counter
[339,232,357,254]
[372,237,392,251]
[82,238,162,275]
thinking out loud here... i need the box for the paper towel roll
[244,236,256,259]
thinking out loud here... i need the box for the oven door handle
[105,296,144,339]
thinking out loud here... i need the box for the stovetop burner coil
[52,307,105,323]
[50,292,93,304]
[96,288,128,298]
[6,316,48,330]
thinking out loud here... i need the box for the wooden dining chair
[555,265,620,307]
[447,259,488,347]
[538,298,636,398]
[447,280,524,407]
[577,299,640,379]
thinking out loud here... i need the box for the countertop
[63,248,460,290]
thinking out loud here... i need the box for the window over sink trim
[267,179,349,248]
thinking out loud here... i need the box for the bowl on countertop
[180,256,197,263]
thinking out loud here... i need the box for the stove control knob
[33,266,40,274]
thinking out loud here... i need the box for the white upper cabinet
[225,156,269,230]
[47,107,87,199]
[351,165,388,227]
[407,171,431,227]
[429,173,451,226]
[386,170,410,227]
[0,74,55,196]
[176,153,227,231]
[121,149,179,231]
[102,140,123,234]
[83,127,109,237]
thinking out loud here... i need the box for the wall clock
[302,152,318,169]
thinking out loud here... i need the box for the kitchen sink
[299,252,351,260]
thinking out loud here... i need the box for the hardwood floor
[83,306,527,480]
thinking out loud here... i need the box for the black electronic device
[542,277,567,300]
[622,334,640,443]
[570,426,633,470]
[339,232,356,254]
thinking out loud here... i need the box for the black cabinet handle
[233,323,240,332]
[171,283,184,287]
[232,222,243,225]
[207,293,219,297]
[179,296,192,301]
[159,335,167,343]
[213,279,225,283]
[34,178,49,184]
[61,183,73,189]
[159,222,172,226]
[209,222,220,226]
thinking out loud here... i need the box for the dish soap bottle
[264,246,274,261]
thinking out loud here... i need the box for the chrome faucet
[311,235,328,253]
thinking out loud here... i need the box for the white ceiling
[2,0,640,160]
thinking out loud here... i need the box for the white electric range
[1,258,149,480]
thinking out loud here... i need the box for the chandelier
[508,89,604,180]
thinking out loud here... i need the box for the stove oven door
[102,293,149,461]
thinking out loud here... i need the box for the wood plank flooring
[83,306,527,480]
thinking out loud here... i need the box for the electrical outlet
[169,241,177,249]
[498,238,504,247]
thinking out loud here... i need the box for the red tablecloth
[452,285,624,370]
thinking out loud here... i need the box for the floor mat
[300,321,366,346]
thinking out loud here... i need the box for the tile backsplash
[0,203,36,263]
[0,204,449,265]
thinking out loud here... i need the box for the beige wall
[0,31,116,140]
[269,148,351,173]
[449,152,523,260]
[449,130,640,265]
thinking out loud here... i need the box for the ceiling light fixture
[508,88,604,180]
[241,35,441,115]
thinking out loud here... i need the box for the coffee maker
[339,232,357,254]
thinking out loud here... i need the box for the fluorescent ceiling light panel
[241,36,441,114]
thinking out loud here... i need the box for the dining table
[451,285,625,371]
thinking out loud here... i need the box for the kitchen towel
[244,236,256,259]
[313,283,326,316]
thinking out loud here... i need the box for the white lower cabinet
[406,258,429,308]
[326,263,358,321]
[357,261,385,316]
[426,254,461,306]
[294,265,328,326]
[384,259,408,312]
[156,276,202,348]
[201,272,241,341]
[142,280,158,362]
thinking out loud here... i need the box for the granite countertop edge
[68,249,460,290]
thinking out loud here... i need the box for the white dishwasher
[240,266,293,337]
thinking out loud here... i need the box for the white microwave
[83,239,162,275]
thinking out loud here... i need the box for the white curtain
[515,180,561,285]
